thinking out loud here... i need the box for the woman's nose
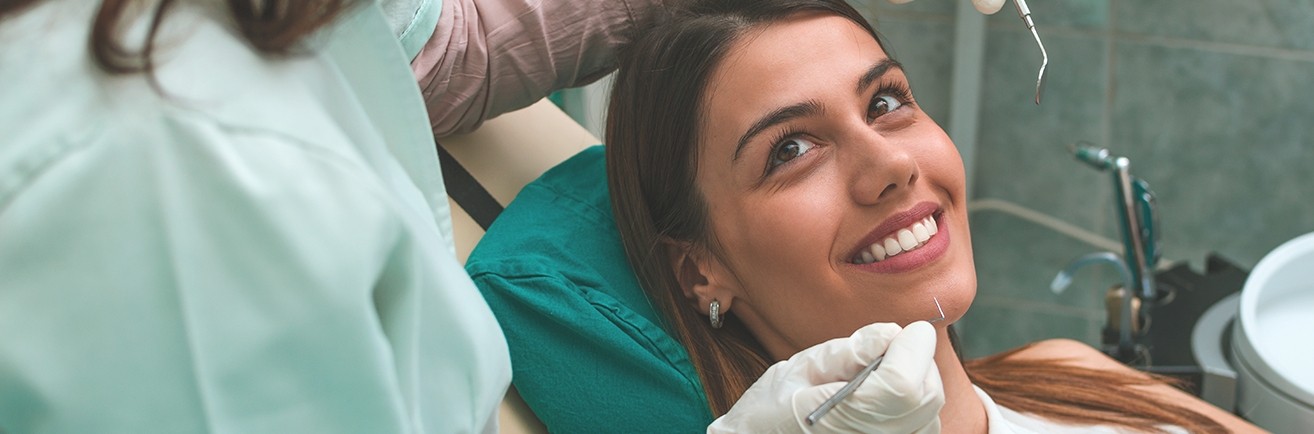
[846,131,919,206]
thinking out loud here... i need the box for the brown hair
[1,0,356,74]
[605,0,1224,432]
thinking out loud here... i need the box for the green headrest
[466,146,713,433]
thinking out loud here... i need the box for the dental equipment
[805,297,946,426]
[1052,252,1141,362]
[1055,143,1163,362]
[1013,0,1048,104]
[1070,143,1161,304]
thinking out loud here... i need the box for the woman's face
[691,13,975,359]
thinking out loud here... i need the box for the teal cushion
[466,146,713,433]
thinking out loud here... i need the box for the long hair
[605,0,1223,431]
[1,0,356,74]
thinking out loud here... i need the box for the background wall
[864,0,1314,356]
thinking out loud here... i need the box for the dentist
[0,0,995,432]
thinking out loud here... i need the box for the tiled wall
[863,0,1314,356]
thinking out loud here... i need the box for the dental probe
[805,297,946,426]
[1014,0,1048,104]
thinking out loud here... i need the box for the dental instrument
[805,297,946,426]
[1057,143,1162,362]
[1069,143,1161,304]
[1013,0,1047,104]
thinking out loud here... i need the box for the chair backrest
[440,99,596,434]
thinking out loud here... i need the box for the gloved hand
[707,321,943,434]
[887,0,1006,15]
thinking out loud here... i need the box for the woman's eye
[770,137,816,168]
[868,94,903,121]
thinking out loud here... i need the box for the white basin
[1232,232,1314,432]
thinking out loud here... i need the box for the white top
[977,386,1187,434]
[0,1,508,432]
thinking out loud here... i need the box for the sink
[1231,232,1314,431]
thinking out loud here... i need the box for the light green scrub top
[0,1,508,432]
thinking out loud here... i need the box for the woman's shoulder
[1009,339,1131,372]
[1007,339,1265,433]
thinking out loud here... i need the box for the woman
[605,0,1260,431]
[0,0,658,431]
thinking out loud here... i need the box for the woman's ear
[661,238,738,315]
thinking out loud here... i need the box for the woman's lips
[849,212,951,274]
[852,213,939,263]
[847,201,939,260]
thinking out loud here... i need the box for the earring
[709,299,723,329]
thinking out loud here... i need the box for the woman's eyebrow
[731,59,903,164]
[856,58,902,94]
[733,99,824,163]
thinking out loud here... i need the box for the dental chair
[446,99,715,433]
[441,99,592,434]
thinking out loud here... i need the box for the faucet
[1055,143,1163,362]
[1052,252,1141,361]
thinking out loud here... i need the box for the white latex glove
[707,321,943,434]
[887,0,1006,15]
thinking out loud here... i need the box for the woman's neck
[935,327,988,434]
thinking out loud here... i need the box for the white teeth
[897,229,918,250]
[883,237,902,257]
[870,242,887,261]
[852,215,942,264]
[912,223,930,243]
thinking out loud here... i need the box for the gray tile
[1111,42,1314,268]
[988,0,1110,32]
[962,208,1118,359]
[973,30,1116,237]
[869,18,956,125]
[968,210,1119,311]
[1116,0,1314,52]
[955,299,1101,358]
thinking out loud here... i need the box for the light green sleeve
[384,0,442,60]
[0,115,420,433]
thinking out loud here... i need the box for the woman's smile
[845,201,951,274]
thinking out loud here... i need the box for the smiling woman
[664,11,976,360]
[605,0,1256,432]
